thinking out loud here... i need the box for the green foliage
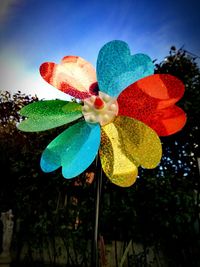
[0,47,200,266]
[0,91,94,266]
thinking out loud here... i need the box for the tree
[0,91,94,266]
[0,46,200,266]
[155,46,200,124]
[100,47,200,265]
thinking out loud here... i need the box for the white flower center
[82,91,118,126]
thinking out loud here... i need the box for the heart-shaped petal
[99,116,162,187]
[118,74,187,136]
[40,121,101,178]
[97,40,154,97]
[132,74,185,108]
[40,56,97,99]
[18,100,83,132]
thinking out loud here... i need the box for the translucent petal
[100,124,138,187]
[97,40,154,97]
[40,56,97,99]
[40,121,101,178]
[18,100,83,132]
[133,74,185,108]
[118,74,186,136]
[100,116,162,187]
[148,106,187,136]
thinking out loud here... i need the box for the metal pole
[92,154,102,267]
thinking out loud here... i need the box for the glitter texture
[118,74,186,136]
[41,121,101,178]
[99,116,162,187]
[18,100,83,132]
[40,56,97,99]
[97,40,154,97]
[17,40,187,187]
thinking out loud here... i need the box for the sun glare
[0,52,71,101]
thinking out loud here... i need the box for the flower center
[82,91,118,126]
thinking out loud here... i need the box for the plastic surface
[118,74,187,136]
[96,40,154,97]
[17,40,188,187]
[99,116,162,187]
[40,121,101,178]
[18,100,83,132]
[82,91,118,126]
[40,56,97,99]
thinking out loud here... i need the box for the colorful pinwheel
[18,40,186,187]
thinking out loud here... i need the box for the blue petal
[97,40,154,97]
[40,121,101,178]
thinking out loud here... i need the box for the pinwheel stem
[92,153,102,267]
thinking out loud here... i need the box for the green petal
[18,100,83,132]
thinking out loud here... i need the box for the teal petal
[18,100,83,132]
[96,40,154,97]
[40,121,101,178]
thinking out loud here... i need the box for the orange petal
[118,74,186,136]
[40,56,97,99]
[148,106,187,136]
[135,74,185,108]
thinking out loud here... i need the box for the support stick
[92,154,102,267]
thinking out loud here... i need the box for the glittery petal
[118,74,186,136]
[148,106,187,136]
[133,74,185,108]
[100,116,162,187]
[40,56,97,99]
[97,40,154,97]
[40,121,101,178]
[18,100,83,132]
[100,121,138,187]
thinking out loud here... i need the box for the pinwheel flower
[18,41,186,187]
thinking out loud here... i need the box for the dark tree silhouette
[0,47,200,266]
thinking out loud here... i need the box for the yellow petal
[100,120,138,187]
[99,116,162,187]
[116,116,162,168]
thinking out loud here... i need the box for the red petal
[118,74,186,136]
[40,56,97,99]
[135,74,185,108]
[146,106,187,136]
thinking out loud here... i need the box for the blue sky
[0,0,199,99]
